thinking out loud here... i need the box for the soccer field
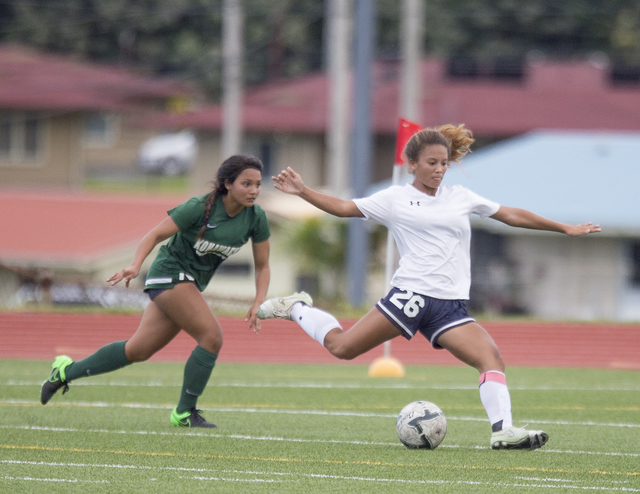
[1,360,639,493]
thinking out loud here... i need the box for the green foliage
[284,217,387,302]
[419,0,638,59]
[1,359,639,493]
[286,217,347,273]
[85,174,191,194]
[1,1,639,100]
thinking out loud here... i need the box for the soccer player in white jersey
[258,124,600,449]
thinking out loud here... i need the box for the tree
[1,0,639,99]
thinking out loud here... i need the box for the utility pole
[222,0,243,160]
[347,0,375,307]
[385,0,424,290]
[326,0,352,198]
[400,0,423,121]
[376,0,424,365]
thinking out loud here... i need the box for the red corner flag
[394,118,423,166]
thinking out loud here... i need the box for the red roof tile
[0,190,190,264]
[154,58,640,135]
[0,44,188,111]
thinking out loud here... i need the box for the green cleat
[490,426,549,450]
[40,355,73,405]
[256,292,313,320]
[170,407,217,428]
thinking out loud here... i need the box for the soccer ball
[396,401,447,449]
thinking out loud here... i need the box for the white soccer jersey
[353,183,500,300]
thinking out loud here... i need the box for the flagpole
[368,118,422,378]
[381,162,404,360]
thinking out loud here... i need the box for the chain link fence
[0,263,252,315]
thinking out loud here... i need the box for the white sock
[478,371,513,431]
[289,303,341,347]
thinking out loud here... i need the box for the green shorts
[144,271,197,291]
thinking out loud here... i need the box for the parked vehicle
[137,130,198,175]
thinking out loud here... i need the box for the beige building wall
[0,112,83,187]
[189,132,325,194]
[82,113,159,173]
[274,134,324,187]
[0,110,169,187]
[508,235,620,320]
[190,132,222,196]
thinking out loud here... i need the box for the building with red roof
[157,56,640,190]
[0,44,193,188]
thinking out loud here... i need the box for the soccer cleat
[490,426,549,450]
[256,292,313,320]
[40,355,73,405]
[170,407,217,428]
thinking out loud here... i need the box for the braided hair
[196,154,264,240]
[404,124,475,165]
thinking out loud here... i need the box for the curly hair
[196,154,264,240]
[403,124,475,164]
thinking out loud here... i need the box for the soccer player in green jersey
[40,155,271,428]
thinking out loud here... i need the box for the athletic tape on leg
[479,370,507,386]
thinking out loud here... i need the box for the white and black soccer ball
[396,401,447,449]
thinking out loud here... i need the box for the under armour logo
[410,201,420,206]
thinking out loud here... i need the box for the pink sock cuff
[479,371,507,386]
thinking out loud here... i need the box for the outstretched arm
[247,239,271,334]
[272,167,364,218]
[491,206,600,236]
[107,216,180,287]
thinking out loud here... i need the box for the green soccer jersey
[145,194,270,292]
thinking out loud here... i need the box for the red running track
[1,312,639,370]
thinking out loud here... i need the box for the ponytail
[404,123,475,164]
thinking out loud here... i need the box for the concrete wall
[507,235,621,320]
[0,112,82,187]
[82,113,158,173]
[272,133,324,187]
[190,132,325,193]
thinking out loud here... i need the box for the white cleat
[490,426,549,450]
[257,292,313,320]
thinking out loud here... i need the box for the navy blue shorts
[376,287,475,348]
[145,288,167,301]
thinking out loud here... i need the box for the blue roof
[371,131,640,232]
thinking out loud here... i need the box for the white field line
[178,477,283,483]
[183,473,640,491]
[1,461,638,491]
[5,380,640,392]
[2,399,640,429]
[1,424,639,458]
[2,475,109,484]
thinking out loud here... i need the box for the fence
[0,263,252,314]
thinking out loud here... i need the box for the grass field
[1,360,639,493]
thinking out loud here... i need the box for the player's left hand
[565,222,601,236]
[246,304,262,334]
[107,266,139,288]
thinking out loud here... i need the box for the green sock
[177,346,218,414]
[65,340,131,381]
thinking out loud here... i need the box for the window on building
[83,112,119,147]
[610,64,640,86]
[243,136,277,178]
[0,112,44,165]
[630,242,640,286]
[0,116,10,154]
[24,115,40,155]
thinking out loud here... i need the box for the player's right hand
[107,267,139,288]
[272,167,304,195]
